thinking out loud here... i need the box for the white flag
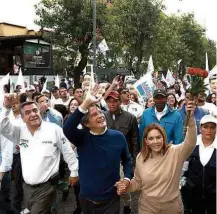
[0,73,10,86]
[161,74,169,87]
[206,53,209,71]
[90,65,95,86]
[42,78,48,93]
[147,55,154,75]
[98,39,109,55]
[15,69,25,90]
[0,73,10,108]
[166,69,175,87]
[55,74,60,88]
[204,53,210,87]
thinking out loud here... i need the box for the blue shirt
[139,105,183,148]
[178,105,208,135]
[63,109,133,201]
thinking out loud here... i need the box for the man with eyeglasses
[119,88,144,124]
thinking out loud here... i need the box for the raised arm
[63,84,102,145]
[0,135,13,174]
[178,101,197,161]
[0,94,20,144]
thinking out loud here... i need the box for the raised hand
[81,84,102,110]
[4,93,19,109]
[112,75,121,87]
[185,100,196,117]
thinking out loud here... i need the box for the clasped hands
[115,179,130,195]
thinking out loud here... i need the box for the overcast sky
[0,0,216,41]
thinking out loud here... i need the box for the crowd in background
[0,71,216,214]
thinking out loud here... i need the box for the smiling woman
[116,101,198,214]
[141,123,171,161]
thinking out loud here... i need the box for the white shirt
[197,134,217,166]
[9,113,25,154]
[0,135,13,172]
[0,108,78,185]
[50,98,64,108]
[121,101,144,119]
[155,105,168,121]
[199,102,217,117]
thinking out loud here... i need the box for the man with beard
[139,89,183,148]
[197,92,217,117]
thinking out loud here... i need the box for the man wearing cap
[181,115,217,214]
[105,90,139,214]
[51,86,63,107]
[139,89,183,148]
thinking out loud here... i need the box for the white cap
[33,81,39,85]
[200,115,217,125]
[42,89,50,94]
[26,85,35,91]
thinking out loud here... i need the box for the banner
[133,73,154,100]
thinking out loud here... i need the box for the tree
[100,0,163,77]
[35,0,108,87]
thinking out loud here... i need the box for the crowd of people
[0,71,216,214]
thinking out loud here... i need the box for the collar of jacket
[151,104,174,117]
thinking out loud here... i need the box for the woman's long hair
[141,123,171,162]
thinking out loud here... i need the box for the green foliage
[35,0,216,79]
[189,76,208,96]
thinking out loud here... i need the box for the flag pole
[93,0,97,75]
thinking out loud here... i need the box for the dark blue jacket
[182,145,216,206]
[63,109,133,201]
[139,105,183,148]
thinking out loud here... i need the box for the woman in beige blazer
[116,101,197,214]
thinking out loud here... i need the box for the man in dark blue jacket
[63,85,133,214]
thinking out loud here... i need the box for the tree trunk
[73,33,92,88]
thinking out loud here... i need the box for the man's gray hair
[19,101,40,116]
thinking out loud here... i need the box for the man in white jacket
[0,134,13,213]
[0,94,78,214]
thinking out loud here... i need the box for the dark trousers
[0,171,11,201]
[190,198,216,214]
[79,195,120,214]
[12,153,23,208]
[23,181,56,214]
[0,172,14,214]
[74,182,81,209]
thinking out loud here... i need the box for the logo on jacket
[20,139,29,148]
